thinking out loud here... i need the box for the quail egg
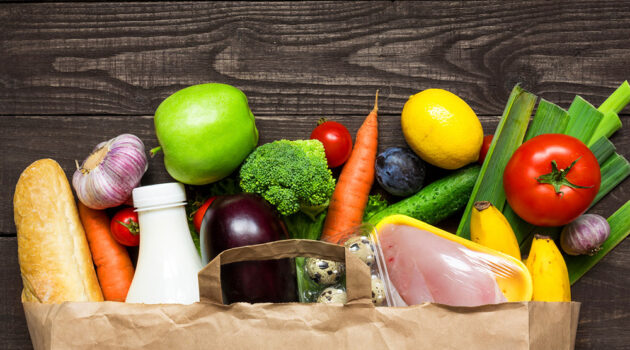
[305,258,345,285]
[344,236,375,267]
[371,277,386,306]
[317,287,347,304]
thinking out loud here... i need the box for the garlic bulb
[73,134,148,209]
[560,214,610,256]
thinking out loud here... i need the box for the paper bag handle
[198,239,373,305]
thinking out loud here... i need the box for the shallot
[560,214,610,256]
[73,134,148,209]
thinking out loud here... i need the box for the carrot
[321,91,379,243]
[78,202,135,302]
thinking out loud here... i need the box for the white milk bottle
[126,182,203,304]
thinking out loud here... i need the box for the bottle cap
[133,182,187,210]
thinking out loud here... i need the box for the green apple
[154,83,259,185]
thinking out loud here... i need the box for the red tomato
[478,135,493,164]
[503,134,600,227]
[110,207,140,246]
[310,120,353,168]
[193,197,216,232]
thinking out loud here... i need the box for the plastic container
[126,182,203,304]
[296,224,397,307]
[374,215,533,307]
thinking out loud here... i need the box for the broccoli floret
[239,139,336,218]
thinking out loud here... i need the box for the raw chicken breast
[379,224,508,307]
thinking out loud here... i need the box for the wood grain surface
[1,1,629,349]
[1,2,630,116]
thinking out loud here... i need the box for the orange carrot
[78,202,135,302]
[321,91,379,243]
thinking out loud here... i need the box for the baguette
[14,159,104,303]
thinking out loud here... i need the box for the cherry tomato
[503,134,600,227]
[478,135,493,164]
[110,207,140,246]
[310,119,353,168]
[193,197,216,232]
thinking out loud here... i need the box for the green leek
[456,85,537,238]
[592,153,630,205]
[524,99,569,140]
[564,96,603,144]
[590,81,630,143]
[588,136,616,165]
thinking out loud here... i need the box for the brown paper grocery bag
[23,239,580,350]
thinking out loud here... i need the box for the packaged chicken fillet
[374,215,533,307]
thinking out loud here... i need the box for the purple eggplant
[200,193,297,304]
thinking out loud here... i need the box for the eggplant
[200,193,297,304]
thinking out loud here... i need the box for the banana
[470,201,521,260]
[526,235,571,302]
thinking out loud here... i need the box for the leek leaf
[524,99,569,140]
[590,81,630,143]
[456,85,537,238]
[564,96,603,144]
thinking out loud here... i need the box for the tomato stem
[117,219,139,235]
[317,117,328,126]
[536,158,593,196]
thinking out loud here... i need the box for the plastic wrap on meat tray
[375,215,532,307]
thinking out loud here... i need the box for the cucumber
[366,165,480,226]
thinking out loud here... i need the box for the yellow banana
[526,235,571,302]
[470,201,521,260]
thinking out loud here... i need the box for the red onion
[560,214,610,256]
[73,134,148,209]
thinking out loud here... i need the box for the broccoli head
[239,139,336,218]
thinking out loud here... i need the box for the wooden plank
[572,242,630,349]
[1,1,630,116]
[0,237,33,350]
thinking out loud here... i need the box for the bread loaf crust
[14,159,104,303]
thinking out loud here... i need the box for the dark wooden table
[1,2,629,349]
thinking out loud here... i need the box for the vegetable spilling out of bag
[560,214,611,256]
[566,201,630,284]
[321,92,380,243]
[239,139,335,218]
[12,81,630,337]
[78,202,134,302]
[456,82,630,286]
[365,164,480,226]
[73,134,148,209]
[503,134,601,227]
[200,193,298,304]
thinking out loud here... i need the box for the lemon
[401,89,483,169]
